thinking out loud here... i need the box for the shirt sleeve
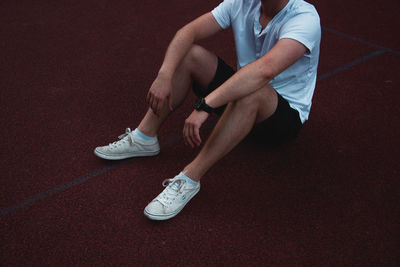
[211,0,235,29]
[279,10,321,52]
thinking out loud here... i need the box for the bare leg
[183,84,279,181]
[137,45,218,137]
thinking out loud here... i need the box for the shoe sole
[94,148,160,160]
[143,186,200,221]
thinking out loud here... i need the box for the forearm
[158,27,195,79]
[204,37,308,109]
[205,60,272,108]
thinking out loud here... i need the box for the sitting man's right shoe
[94,128,160,160]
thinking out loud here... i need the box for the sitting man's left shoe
[144,173,200,220]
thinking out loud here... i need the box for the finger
[151,97,159,116]
[189,125,197,148]
[194,126,201,146]
[146,90,152,105]
[156,98,164,117]
[149,95,155,112]
[147,92,152,105]
[183,123,189,146]
[193,129,200,147]
[186,124,195,148]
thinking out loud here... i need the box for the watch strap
[194,97,215,113]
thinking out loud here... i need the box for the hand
[183,110,210,148]
[146,74,173,116]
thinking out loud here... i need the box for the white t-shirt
[211,0,321,123]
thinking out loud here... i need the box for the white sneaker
[144,174,200,220]
[94,128,160,160]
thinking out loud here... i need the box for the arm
[184,38,307,147]
[147,12,223,116]
[205,38,307,109]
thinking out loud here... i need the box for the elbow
[262,61,279,82]
[258,57,279,82]
[176,26,195,42]
[175,27,186,38]
[261,67,276,82]
[259,59,277,82]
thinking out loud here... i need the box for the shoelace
[108,128,135,148]
[156,177,187,207]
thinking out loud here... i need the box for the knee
[231,93,260,115]
[182,45,205,68]
[231,87,277,119]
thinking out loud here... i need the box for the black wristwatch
[194,97,215,113]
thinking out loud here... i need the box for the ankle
[182,165,205,182]
[179,172,199,185]
[134,128,157,141]
[136,127,157,138]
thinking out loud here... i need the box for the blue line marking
[1,27,395,217]
[317,49,387,81]
[1,122,216,217]
[322,26,400,56]
[1,163,122,216]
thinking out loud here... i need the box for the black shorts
[193,57,302,146]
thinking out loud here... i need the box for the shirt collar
[254,0,296,36]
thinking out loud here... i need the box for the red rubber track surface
[1,0,399,265]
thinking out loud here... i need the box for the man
[94,0,321,220]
